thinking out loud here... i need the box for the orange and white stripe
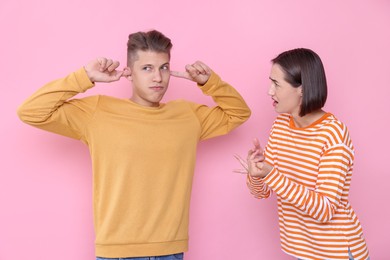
[247,113,369,260]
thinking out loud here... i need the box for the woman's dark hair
[272,48,327,117]
[127,30,172,67]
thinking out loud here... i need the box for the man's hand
[170,61,211,85]
[84,57,130,83]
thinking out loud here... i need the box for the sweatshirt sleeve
[188,71,251,140]
[17,68,98,141]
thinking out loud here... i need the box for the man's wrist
[83,67,95,83]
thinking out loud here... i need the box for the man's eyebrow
[140,62,169,67]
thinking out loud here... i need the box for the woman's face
[268,64,302,116]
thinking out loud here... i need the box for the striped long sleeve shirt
[247,113,369,260]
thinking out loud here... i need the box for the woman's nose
[268,85,275,96]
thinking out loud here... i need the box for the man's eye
[143,67,152,71]
[161,65,169,70]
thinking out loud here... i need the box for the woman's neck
[292,110,326,128]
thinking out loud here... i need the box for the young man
[17,30,251,259]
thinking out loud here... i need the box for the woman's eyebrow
[269,77,278,83]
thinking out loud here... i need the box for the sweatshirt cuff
[197,71,221,94]
[74,67,95,92]
[247,175,263,185]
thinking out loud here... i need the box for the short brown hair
[272,48,328,117]
[127,30,172,67]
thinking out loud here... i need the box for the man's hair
[272,48,328,117]
[127,30,173,67]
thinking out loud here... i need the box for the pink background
[1,0,389,259]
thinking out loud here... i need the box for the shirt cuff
[197,71,221,93]
[74,67,95,92]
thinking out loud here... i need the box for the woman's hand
[234,138,273,178]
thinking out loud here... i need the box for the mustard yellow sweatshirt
[17,68,250,257]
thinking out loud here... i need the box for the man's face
[128,50,170,107]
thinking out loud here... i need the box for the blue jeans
[96,253,184,260]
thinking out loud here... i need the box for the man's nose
[153,70,162,82]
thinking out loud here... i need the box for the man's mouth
[150,86,164,91]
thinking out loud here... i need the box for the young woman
[235,48,369,260]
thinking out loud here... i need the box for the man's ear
[123,67,132,81]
